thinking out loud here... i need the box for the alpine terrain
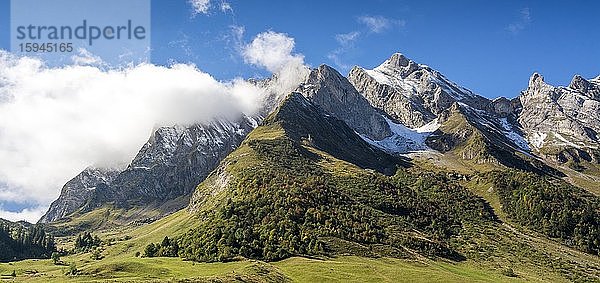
[2,52,599,282]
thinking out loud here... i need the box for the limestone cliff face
[348,53,490,128]
[40,116,255,223]
[518,73,600,148]
[515,73,600,164]
[297,65,392,141]
[39,167,119,223]
[349,52,599,166]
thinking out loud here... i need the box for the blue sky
[1,0,599,98]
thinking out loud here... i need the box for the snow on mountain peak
[528,72,545,87]
[359,117,440,154]
[385,53,411,68]
[362,53,480,102]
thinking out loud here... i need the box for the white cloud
[358,15,405,33]
[0,50,267,222]
[507,8,531,35]
[0,206,48,223]
[242,31,310,95]
[328,31,361,73]
[189,0,211,15]
[335,31,360,46]
[188,0,233,15]
[220,1,232,13]
[228,25,245,52]
[242,31,304,73]
[71,48,105,66]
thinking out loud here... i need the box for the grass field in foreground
[0,208,579,282]
[0,255,533,282]
[0,200,580,282]
[0,185,586,282]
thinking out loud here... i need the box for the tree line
[0,221,55,262]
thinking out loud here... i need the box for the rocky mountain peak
[39,167,120,223]
[524,72,555,100]
[348,52,490,128]
[387,53,410,68]
[316,64,340,75]
[528,72,545,87]
[378,52,420,78]
[518,70,600,152]
[298,64,392,140]
[569,75,591,92]
[568,74,600,100]
[306,64,347,86]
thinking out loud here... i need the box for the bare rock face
[109,117,255,202]
[39,116,255,223]
[570,75,600,100]
[39,167,119,223]
[488,97,520,118]
[348,66,434,128]
[297,64,392,140]
[348,53,490,128]
[517,73,600,149]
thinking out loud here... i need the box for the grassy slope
[408,158,600,282]
[555,162,600,196]
[274,257,526,283]
[0,208,532,282]
[1,179,596,282]
[0,255,532,282]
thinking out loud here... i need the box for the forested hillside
[485,170,600,255]
[0,219,55,262]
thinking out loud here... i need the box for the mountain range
[43,52,599,225]
[21,52,600,281]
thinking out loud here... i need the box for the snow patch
[416,118,441,133]
[365,69,391,85]
[360,117,439,154]
[132,166,151,170]
[247,116,259,128]
[499,118,531,151]
[529,132,547,149]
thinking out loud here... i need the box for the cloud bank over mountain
[0,31,307,222]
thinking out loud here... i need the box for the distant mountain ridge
[41,52,599,227]
[517,73,600,164]
[349,53,599,175]
[40,116,256,223]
